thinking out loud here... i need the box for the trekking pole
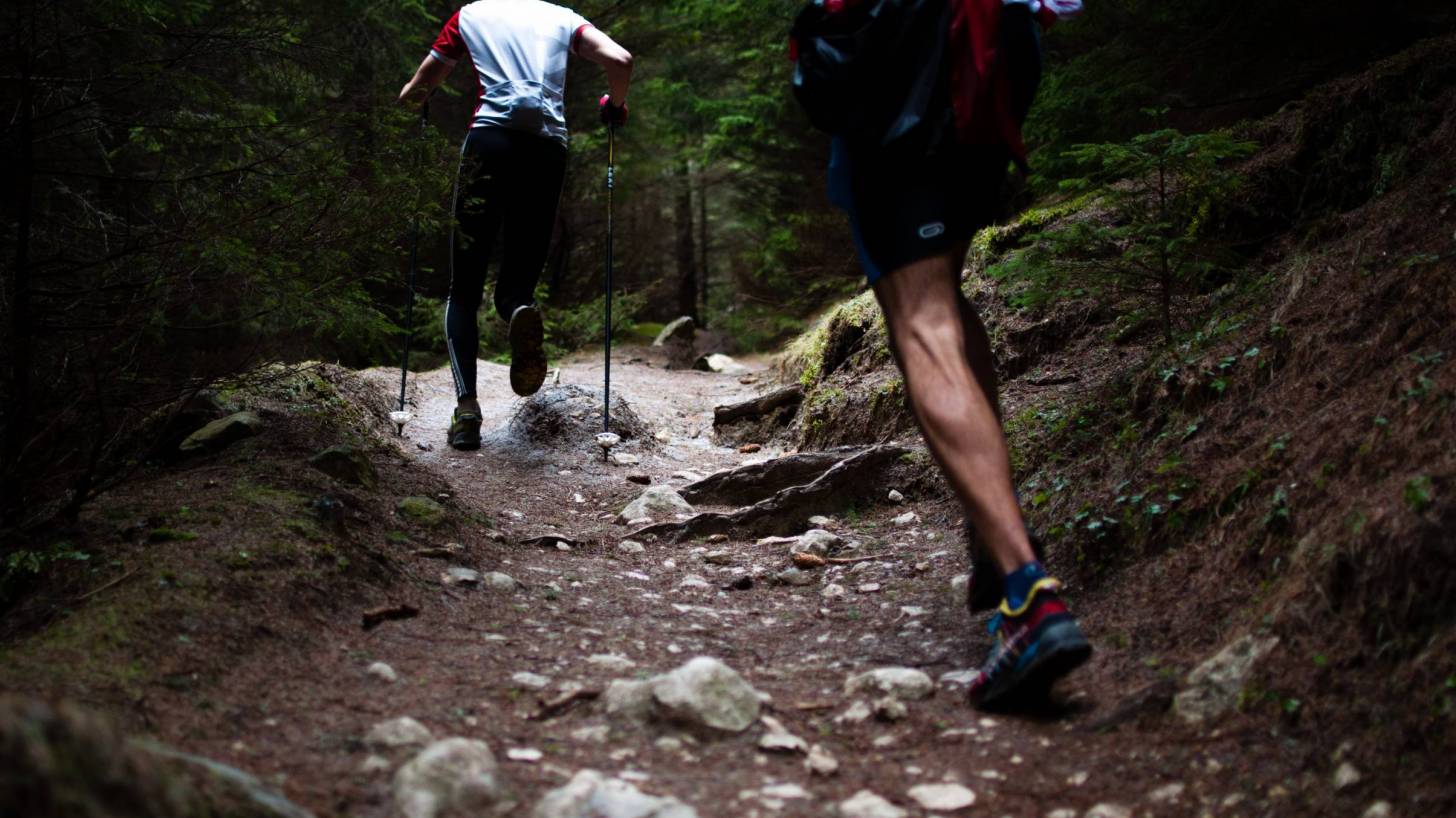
[392,93,432,437]
[603,123,616,436]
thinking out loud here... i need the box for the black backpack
[789,0,951,145]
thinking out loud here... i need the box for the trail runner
[400,0,633,450]
[821,0,1091,708]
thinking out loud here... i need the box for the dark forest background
[3,0,1454,536]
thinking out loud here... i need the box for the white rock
[907,783,976,812]
[1173,634,1280,723]
[483,572,521,592]
[949,574,970,610]
[873,697,908,721]
[604,679,655,723]
[792,529,842,557]
[839,790,908,818]
[703,550,733,565]
[807,515,834,527]
[610,452,640,466]
[367,717,434,749]
[587,654,636,673]
[845,668,934,701]
[511,672,552,690]
[1066,771,1089,787]
[887,490,905,504]
[774,567,816,586]
[756,715,808,754]
[835,700,873,725]
[394,738,514,818]
[672,470,704,482]
[1046,810,1078,818]
[892,512,918,526]
[1146,783,1185,804]
[650,657,762,733]
[367,662,399,683]
[619,486,694,522]
[359,754,392,774]
[1334,761,1363,791]
[821,583,847,600]
[699,353,749,375]
[531,769,697,818]
[805,744,839,776]
[678,575,712,590]
[1083,804,1132,818]
[570,725,611,744]
[618,540,646,554]
[442,567,482,587]
[1362,801,1393,818]
[507,748,543,763]
[857,583,882,594]
[761,783,811,800]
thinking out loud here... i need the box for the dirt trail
[153,348,1338,818]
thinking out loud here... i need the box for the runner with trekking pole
[791,0,1091,709]
[399,0,633,451]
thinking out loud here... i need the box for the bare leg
[873,252,1034,574]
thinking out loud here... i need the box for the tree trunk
[4,5,36,528]
[697,175,710,329]
[674,160,698,323]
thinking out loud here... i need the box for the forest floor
[2,344,1392,818]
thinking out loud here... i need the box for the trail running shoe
[966,524,1047,613]
[509,304,548,397]
[448,409,482,451]
[968,577,1091,710]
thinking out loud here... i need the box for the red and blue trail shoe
[968,577,1091,709]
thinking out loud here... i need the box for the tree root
[628,444,913,543]
[680,446,870,507]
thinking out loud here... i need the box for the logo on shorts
[918,222,946,239]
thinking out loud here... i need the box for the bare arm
[576,26,633,105]
[399,54,452,105]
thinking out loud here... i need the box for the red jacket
[948,0,1065,164]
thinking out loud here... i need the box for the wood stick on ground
[825,554,893,565]
[361,603,420,631]
[74,565,140,602]
[528,688,602,721]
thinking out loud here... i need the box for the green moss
[397,496,446,527]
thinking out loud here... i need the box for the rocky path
[185,348,1369,818]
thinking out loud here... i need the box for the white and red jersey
[430,0,593,144]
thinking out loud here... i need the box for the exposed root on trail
[679,446,869,507]
[628,444,913,543]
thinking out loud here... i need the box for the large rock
[652,317,697,347]
[844,668,934,701]
[533,770,697,818]
[394,738,515,818]
[604,679,655,723]
[650,657,762,733]
[367,717,434,749]
[307,445,377,488]
[1173,635,1280,723]
[398,497,447,527]
[179,411,264,453]
[618,486,694,522]
[791,529,842,557]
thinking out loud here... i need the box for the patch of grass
[1404,475,1436,514]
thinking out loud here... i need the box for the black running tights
[446,126,567,400]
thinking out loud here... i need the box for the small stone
[792,529,842,557]
[179,411,264,453]
[618,540,646,554]
[705,534,730,544]
[678,576,712,590]
[1362,801,1393,818]
[703,550,734,565]
[367,662,399,683]
[873,697,908,721]
[483,572,521,592]
[892,512,918,526]
[805,744,839,776]
[586,654,636,673]
[907,783,976,812]
[1334,761,1363,791]
[1146,783,1185,804]
[856,582,882,594]
[821,583,847,600]
[619,486,694,523]
[511,672,552,690]
[604,679,655,724]
[570,725,611,744]
[532,769,697,818]
[650,656,763,733]
[611,452,641,466]
[1173,634,1281,723]
[949,574,970,610]
[834,700,872,724]
[398,496,448,527]
[394,738,514,818]
[807,515,833,527]
[507,748,543,763]
[774,567,817,586]
[757,715,808,754]
[1066,771,1089,787]
[887,490,905,504]
[939,670,979,688]
[654,736,684,752]
[738,444,762,454]
[845,668,934,701]
[839,790,908,818]
[1046,810,1078,818]
[359,755,392,775]
[442,567,482,587]
[367,717,434,749]
[1083,804,1132,818]
[761,783,810,800]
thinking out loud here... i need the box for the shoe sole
[509,306,547,397]
[449,431,481,451]
[974,620,1092,710]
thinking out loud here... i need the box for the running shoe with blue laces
[968,577,1091,709]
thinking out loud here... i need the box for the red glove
[599,94,628,127]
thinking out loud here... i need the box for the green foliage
[1404,476,1436,514]
[992,114,1257,341]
